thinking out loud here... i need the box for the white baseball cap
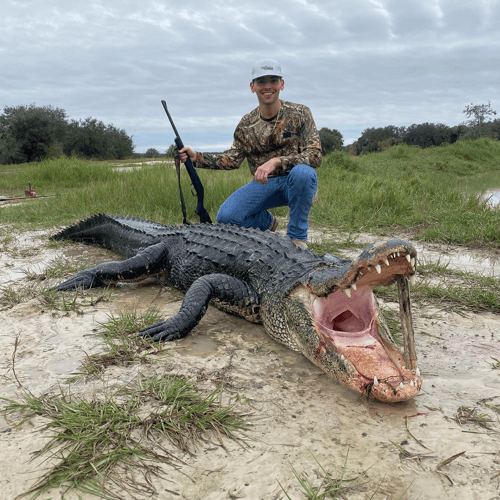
[252,59,283,80]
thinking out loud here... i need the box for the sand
[1,225,499,500]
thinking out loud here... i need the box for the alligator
[52,214,422,403]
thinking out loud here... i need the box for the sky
[2,0,499,153]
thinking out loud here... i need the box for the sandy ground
[0,224,499,500]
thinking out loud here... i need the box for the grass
[69,309,166,381]
[0,138,499,246]
[373,265,500,314]
[0,283,36,310]
[279,450,365,499]
[488,357,500,369]
[0,281,112,313]
[280,450,413,500]
[0,375,250,500]
[316,138,500,246]
[411,262,500,313]
[0,246,114,312]
[21,255,96,281]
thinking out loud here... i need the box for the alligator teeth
[385,259,390,266]
[409,275,416,286]
[397,252,400,257]
[341,355,345,361]
[416,367,421,377]
[399,382,405,390]
[343,288,351,298]
[351,283,357,291]
[406,254,411,263]
[411,257,416,269]
[373,376,380,387]
[375,264,382,274]
[312,298,322,316]
[410,380,415,388]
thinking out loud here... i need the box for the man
[179,59,322,248]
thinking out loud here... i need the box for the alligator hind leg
[139,273,260,342]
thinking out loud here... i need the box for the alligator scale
[53,214,422,403]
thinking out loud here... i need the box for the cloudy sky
[2,0,499,152]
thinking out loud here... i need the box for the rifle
[161,100,212,224]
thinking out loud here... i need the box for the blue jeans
[216,164,318,241]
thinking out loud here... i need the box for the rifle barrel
[161,101,182,143]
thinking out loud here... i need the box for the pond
[484,188,500,207]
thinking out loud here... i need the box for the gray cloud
[1,0,498,151]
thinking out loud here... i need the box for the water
[484,188,500,207]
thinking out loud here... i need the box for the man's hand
[254,158,280,184]
[178,146,196,163]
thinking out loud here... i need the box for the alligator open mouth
[290,243,422,402]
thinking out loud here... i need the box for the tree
[319,127,343,155]
[64,118,134,160]
[104,124,135,159]
[403,123,453,148]
[0,104,134,164]
[461,102,498,140]
[145,148,160,158]
[165,144,177,157]
[0,104,67,163]
[65,118,108,159]
[353,125,405,155]
[462,101,497,127]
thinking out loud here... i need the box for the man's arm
[254,157,281,184]
[179,136,247,171]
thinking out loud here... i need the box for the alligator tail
[51,213,167,258]
[51,213,113,242]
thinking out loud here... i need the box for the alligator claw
[139,321,185,342]
[52,271,97,291]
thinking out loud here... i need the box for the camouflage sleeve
[193,136,246,171]
[275,106,322,175]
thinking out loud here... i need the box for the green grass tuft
[0,375,251,499]
[69,309,166,381]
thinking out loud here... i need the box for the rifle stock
[161,100,212,223]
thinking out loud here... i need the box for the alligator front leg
[139,273,260,342]
[54,242,170,291]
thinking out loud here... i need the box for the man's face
[250,76,285,106]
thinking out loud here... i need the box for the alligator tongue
[333,327,404,381]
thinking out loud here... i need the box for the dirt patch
[0,227,499,500]
[114,159,174,172]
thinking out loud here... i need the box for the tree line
[1,102,497,164]
[351,101,499,155]
[145,103,498,159]
[0,104,134,164]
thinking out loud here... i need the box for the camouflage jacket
[193,100,322,177]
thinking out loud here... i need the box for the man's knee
[216,204,235,225]
[216,201,249,226]
[289,164,317,188]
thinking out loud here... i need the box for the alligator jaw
[286,244,422,403]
